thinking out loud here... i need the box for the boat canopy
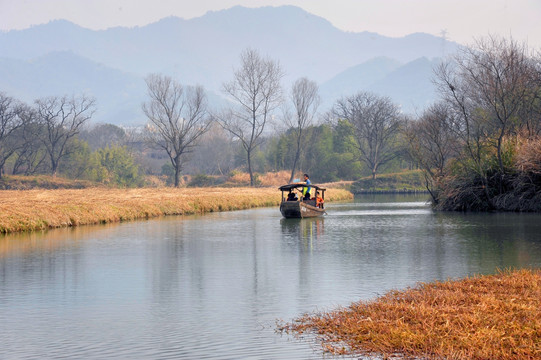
[278,183,326,191]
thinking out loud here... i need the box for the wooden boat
[278,183,326,218]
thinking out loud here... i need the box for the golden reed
[280,269,541,360]
[0,187,353,233]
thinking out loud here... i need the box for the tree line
[142,48,407,186]
[0,94,142,186]
[2,37,540,208]
[0,47,407,187]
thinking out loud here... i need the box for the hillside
[368,57,441,114]
[319,56,440,113]
[0,5,458,124]
[319,57,402,106]
[0,51,146,125]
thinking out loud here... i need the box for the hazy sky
[1,0,540,48]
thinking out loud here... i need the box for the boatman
[302,173,311,200]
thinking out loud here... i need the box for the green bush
[92,145,143,187]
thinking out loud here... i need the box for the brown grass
[258,170,294,186]
[280,269,541,360]
[0,186,353,233]
[516,136,541,175]
[226,170,294,187]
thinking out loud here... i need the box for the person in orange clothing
[314,190,324,208]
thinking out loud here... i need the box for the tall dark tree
[142,74,210,187]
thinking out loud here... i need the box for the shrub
[92,145,143,187]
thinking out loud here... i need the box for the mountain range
[0,5,458,125]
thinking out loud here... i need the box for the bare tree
[142,74,210,187]
[10,105,47,176]
[284,77,320,183]
[405,102,460,202]
[35,94,96,176]
[333,91,402,180]
[434,61,485,171]
[0,93,26,177]
[218,48,284,186]
[435,36,540,174]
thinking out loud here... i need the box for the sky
[1,0,540,48]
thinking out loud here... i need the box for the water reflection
[432,211,541,272]
[280,217,325,251]
[0,227,83,258]
[1,196,541,359]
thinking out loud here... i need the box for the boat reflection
[280,217,325,251]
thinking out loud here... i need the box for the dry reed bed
[280,269,541,360]
[0,187,353,233]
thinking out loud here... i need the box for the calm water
[2,194,541,359]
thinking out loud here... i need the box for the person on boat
[314,191,324,208]
[287,190,298,201]
[302,173,311,199]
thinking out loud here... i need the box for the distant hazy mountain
[320,56,442,114]
[0,51,147,125]
[0,5,457,124]
[0,51,229,126]
[368,57,442,114]
[319,57,402,108]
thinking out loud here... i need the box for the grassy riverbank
[0,187,353,233]
[280,269,541,360]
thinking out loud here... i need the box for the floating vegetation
[279,269,541,360]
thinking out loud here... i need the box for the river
[1,194,541,359]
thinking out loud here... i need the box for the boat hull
[280,200,325,218]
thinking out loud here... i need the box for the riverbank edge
[279,268,541,360]
[0,187,353,234]
[352,189,429,195]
